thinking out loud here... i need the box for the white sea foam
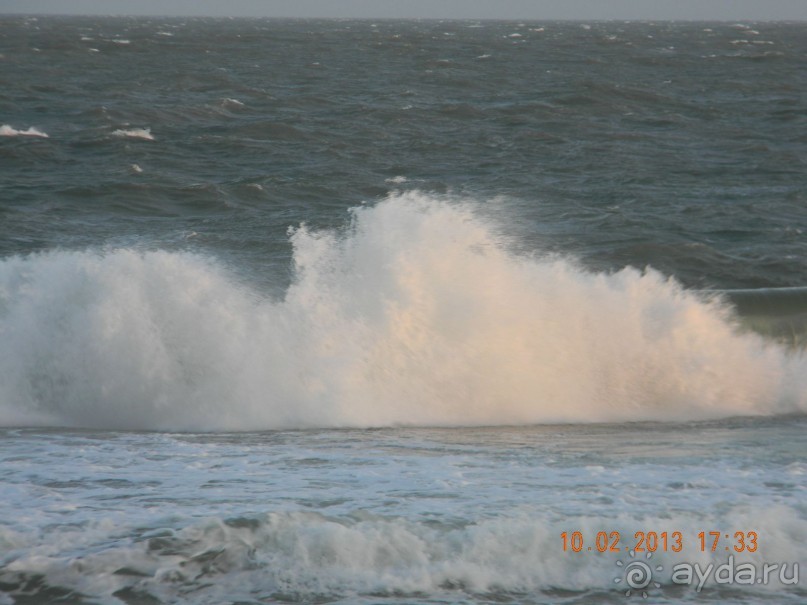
[0,193,804,431]
[0,124,48,138]
[221,97,245,109]
[1,505,802,602]
[112,127,154,141]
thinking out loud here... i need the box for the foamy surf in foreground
[1,421,803,604]
[1,506,802,602]
[0,193,804,430]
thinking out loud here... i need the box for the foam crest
[111,127,155,140]
[0,124,49,138]
[0,193,804,430]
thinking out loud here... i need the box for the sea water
[0,17,805,604]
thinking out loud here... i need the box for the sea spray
[0,193,804,430]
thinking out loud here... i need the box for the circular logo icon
[615,550,663,598]
[624,561,653,589]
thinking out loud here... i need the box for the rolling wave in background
[1,193,804,431]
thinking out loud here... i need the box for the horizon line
[3,12,806,23]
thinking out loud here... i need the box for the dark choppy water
[2,18,806,287]
[0,17,805,605]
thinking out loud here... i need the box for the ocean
[0,16,805,604]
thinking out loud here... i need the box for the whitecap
[111,128,155,141]
[0,124,49,138]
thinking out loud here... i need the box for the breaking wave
[0,505,802,603]
[0,193,804,430]
[111,127,155,140]
[0,124,49,138]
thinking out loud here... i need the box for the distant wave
[221,97,245,109]
[0,193,805,431]
[111,127,155,141]
[0,124,49,138]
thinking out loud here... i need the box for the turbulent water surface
[0,16,805,604]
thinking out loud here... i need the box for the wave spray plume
[0,193,804,430]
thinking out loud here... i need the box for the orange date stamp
[561,531,758,553]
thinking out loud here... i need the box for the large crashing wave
[0,193,804,430]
